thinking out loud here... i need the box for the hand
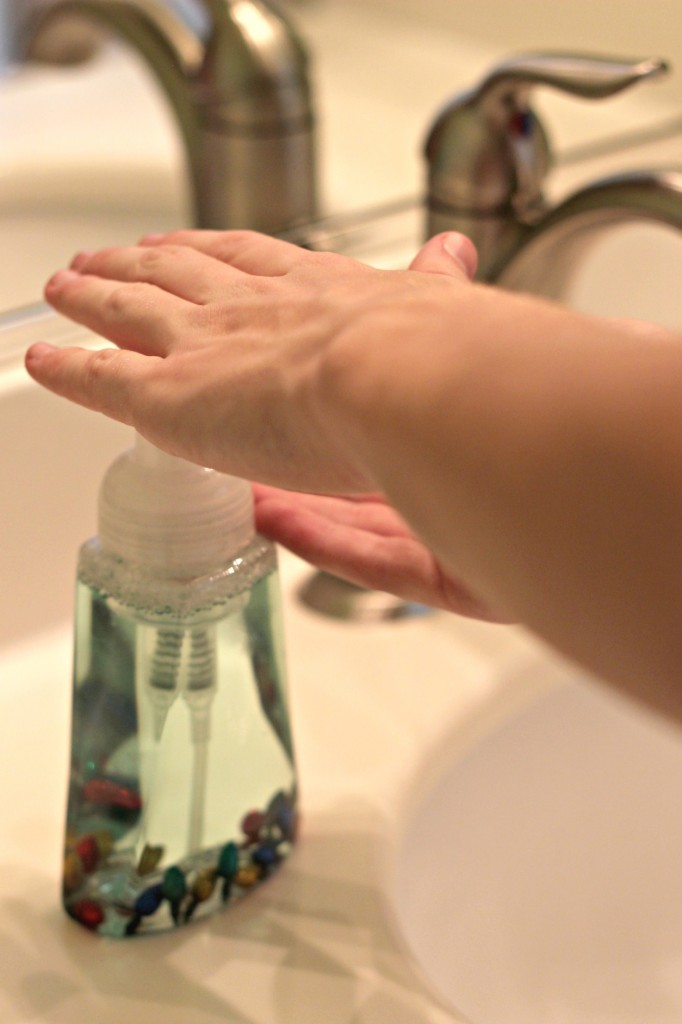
[25,229,477,496]
[25,228,485,618]
[253,485,499,619]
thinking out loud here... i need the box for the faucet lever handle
[479,53,668,106]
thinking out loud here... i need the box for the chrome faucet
[19,0,317,233]
[424,53,682,297]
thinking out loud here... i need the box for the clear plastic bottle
[62,435,297,937]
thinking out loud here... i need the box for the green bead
[162,866,187,902]
[217,841,239,879]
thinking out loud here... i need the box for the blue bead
[252,843,279,868]
[266,790,296,840]
[135,883,164,916]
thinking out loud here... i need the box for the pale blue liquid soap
[62,435,297,937]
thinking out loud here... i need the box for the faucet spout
[498,170,682,299]
[23,0,317,233]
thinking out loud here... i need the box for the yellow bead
[63,851,84,893]
[93,830,114,860]
[137,843,164,876]
[192,868,217,902]
[235,864,262,887]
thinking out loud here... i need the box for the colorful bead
[63,851,84,894]
[70,899,105,930]
[234,864,262,888]
[93,830,114,860]
[162,866,187,903]
[82,777,142,812]
[265,790,296,840]
[134,884,164,917]
[217,841,239,879]
[241,809,265,840]
[192,868,217,903]
[64,785,296,935]
[252,843,279,869]
[75,835,100,873]
[137,844,164,876]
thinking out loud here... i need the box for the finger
[70,243,247,304]
[139,229,308,277]
[253,486,503,620]
[25,342,158,424]
[254,488,493,614]
[253,486,414,538]
[254,489,432,591]
[44,269,191,355]
[409,231,478,281]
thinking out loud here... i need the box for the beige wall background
[337,0,682,106]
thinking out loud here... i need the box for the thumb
[408,231,478,281]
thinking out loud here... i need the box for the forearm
[321,285,682,716]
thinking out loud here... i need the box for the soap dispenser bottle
[62,434,297,937]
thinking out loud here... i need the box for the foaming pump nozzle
[98,433,255,574]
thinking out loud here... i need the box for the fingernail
[442,233,478,280]
[70,250,93,270]
[46,268,79,289]
[139,233,164,245]
[26,342,57,363]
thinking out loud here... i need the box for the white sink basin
[392,661,682,1024]
[0,47,189,310]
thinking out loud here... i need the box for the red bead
[241,810,264,840]
[75,835,100,873]
[82,777,142,811]
[71,899,105,930]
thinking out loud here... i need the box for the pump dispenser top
[98,433,254,574]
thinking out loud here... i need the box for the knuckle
[83,347,121,389]
[308,250,350,272]
[105,282,147,317]
[225,229,261,248]
[215,229,262,258]
[139,244,184,272]
[188,301,233,334]
[138,246,166,272]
